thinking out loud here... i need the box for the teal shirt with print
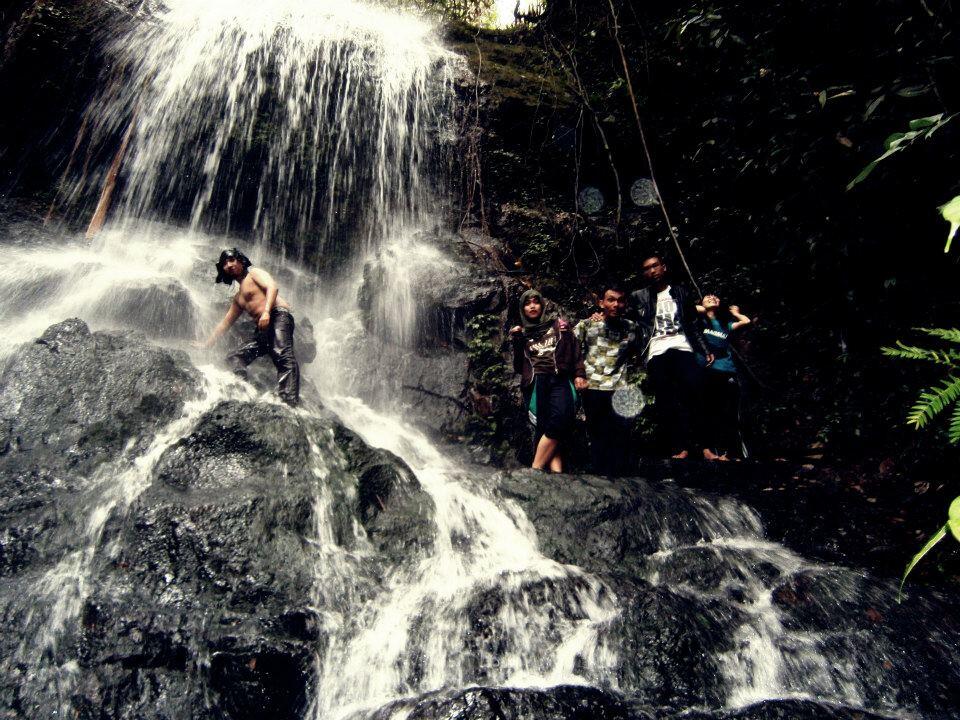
[701,317,736,374]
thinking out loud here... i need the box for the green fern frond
[915,327,960,344]
[907,375,960,429]
[950,404,960,445]
[881,342,960,365]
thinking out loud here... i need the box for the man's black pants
[227,307,300,406]
[646,348,704,455]
[582,389,633,476]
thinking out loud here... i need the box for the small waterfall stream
[1,1,959,718]
[307,396,619,719]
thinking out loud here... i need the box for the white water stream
[5,0,623,716]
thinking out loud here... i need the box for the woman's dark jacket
[512,318,587,388]
[629,284,710,363]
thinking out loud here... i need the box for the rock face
[369,687,895,720]
[2,320,959,720]
[0,321,433,719]
[0,318,200,575]
[353,240,503,438]
[492,471,960,718]
[92,280,202,340]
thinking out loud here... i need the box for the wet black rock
[369,685,651,720]
[68,399,429,719]
[354,242,500,437]
[92,279,201,339]
[605,580,732,709]
[680,699,893,719]
[330,331,470,438]
[335,424,435,562]
[496,473,705,576]
[0,318,200,574]
[0,322,432,720]
[771,568,960,716]
[493,469,960,716]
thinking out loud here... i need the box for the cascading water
[3,1,960,719]
[4,0,623,716]
[306,398,620,719]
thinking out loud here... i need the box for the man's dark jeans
[582,389,633,476]
[646,348,704,455]
[227,307,300,406]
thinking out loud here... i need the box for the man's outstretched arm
[202,298,243,348]
[249,268,279,330]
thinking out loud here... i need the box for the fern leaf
[906,376,960,429]
[882,342,960,365]
[950,404,960,445]
[915,327,960,344]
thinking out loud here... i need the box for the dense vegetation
[448,0,959,466]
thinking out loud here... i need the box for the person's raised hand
[257,312,271,330]
[589,312,603,322]
[509,325,523,336]
[574,377,589,391]
[704,353,715,367]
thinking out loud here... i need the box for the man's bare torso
[234,269,290,319]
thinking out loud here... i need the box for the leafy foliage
[847,113,956,191]
[889,249,960,597]
[883,327,960,443]
[899,524,947,600]
[463,313,515,460]
[907,377,960,440]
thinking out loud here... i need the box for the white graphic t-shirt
[647,286,692,360]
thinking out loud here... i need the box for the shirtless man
[201,248,300,406]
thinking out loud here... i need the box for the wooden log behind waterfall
[85,117,134,240]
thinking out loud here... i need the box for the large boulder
[65,399,435,720]
[0,318,200,575]
[0,322,435,720]
[91,279,201,339]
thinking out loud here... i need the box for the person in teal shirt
[696,294,752,459]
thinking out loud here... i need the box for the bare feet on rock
[702,448,722,461]
[672,450,689,460]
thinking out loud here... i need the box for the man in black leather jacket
[630,254,718,460]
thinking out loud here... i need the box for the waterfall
[305,397,620,719]
[4,0,623,716]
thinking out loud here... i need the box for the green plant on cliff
[883,328,960,443]
[886,209,960,598]
[464,313,513,458]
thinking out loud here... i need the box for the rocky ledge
[0,320,432,719]
[0,320,958,719]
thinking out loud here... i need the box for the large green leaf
[939,195,960,253]
[908,113,944,130]
[898,524,947,602]
[948,497,960,542]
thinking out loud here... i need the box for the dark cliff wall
[446,0,960,468]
